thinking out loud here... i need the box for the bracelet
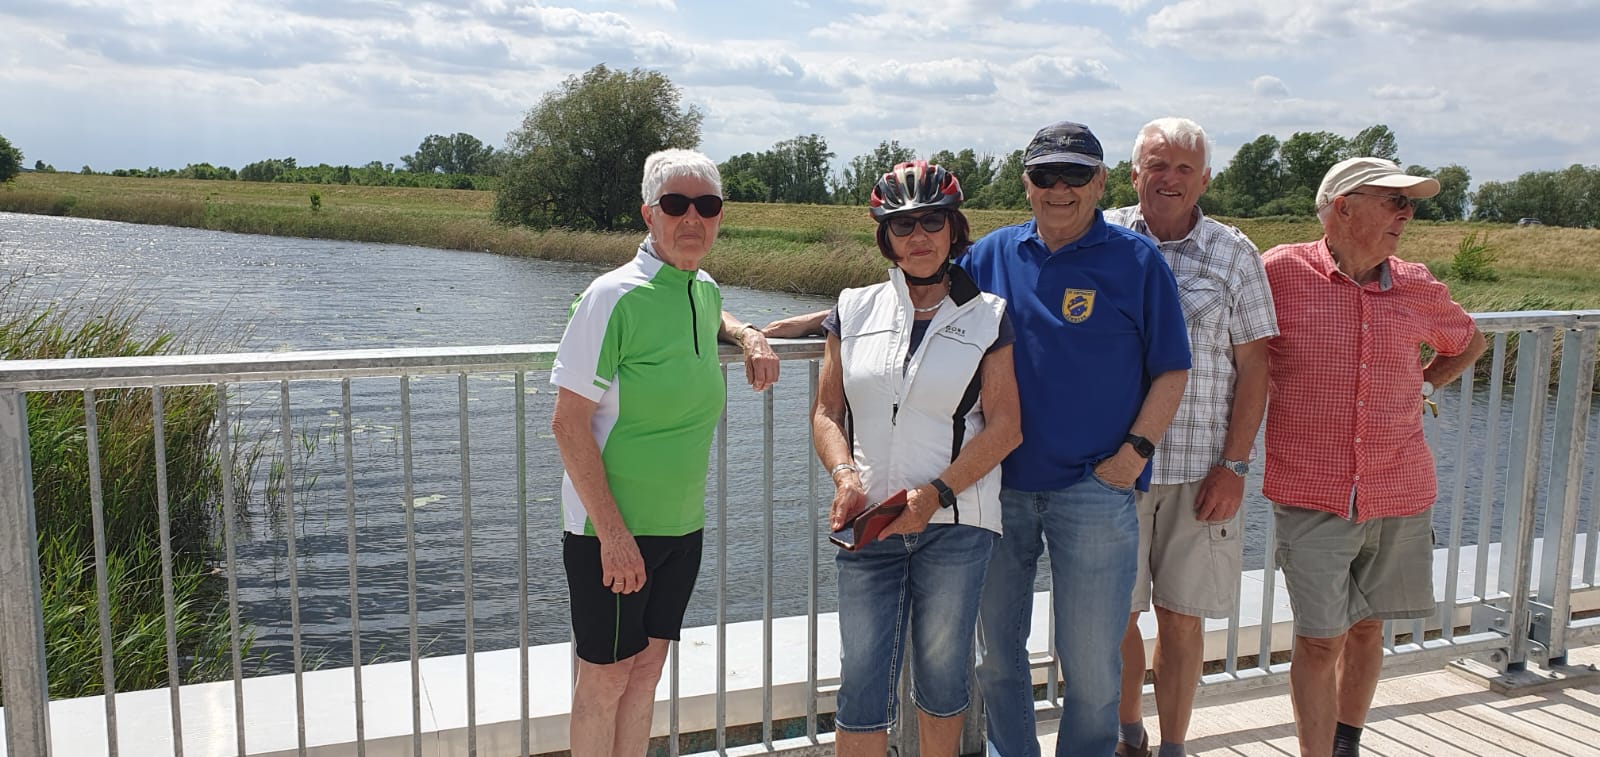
[737,322,759,343]
[829,462,858,479]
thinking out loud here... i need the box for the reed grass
[0,274,254,701]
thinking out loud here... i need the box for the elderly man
[1105,118,1278,757]
[551,148,777,757]
[966,121,1190,757]
[1262,157,1486,757]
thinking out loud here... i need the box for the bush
[1451,230,1499,282]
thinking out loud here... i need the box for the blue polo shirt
[963,211,1190,492]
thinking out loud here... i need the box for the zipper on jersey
[686,279,700,357]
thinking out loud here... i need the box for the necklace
[912,301,942,313]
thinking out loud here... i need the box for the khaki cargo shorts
[1131,480,1242,619]
[1272,503,1436,639]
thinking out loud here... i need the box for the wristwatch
[1123,434,1155,459]
[737,322,760,343]
[1218,458,1249,477]
[1421,380,1435,398]
[930,478,958,509]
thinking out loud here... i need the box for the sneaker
[1115,732,1152,757]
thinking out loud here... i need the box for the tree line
[3,63,1595,229]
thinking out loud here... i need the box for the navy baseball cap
[1024,121,1104,167]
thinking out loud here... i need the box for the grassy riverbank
[0,276,250,701]
[5,172,1600,312]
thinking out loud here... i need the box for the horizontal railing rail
[2,311,1598,757]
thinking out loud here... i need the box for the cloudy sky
[4,0,1597,186]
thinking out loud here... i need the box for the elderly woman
[813,161,1022,757]
[550,148,776,757]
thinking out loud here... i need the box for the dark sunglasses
[1345,191,1414,212]
[654,193,724,217]
[886,212,948,237]
[1026,164,1097,189]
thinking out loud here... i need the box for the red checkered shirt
[1262,239,1477,521]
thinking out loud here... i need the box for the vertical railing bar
[807,359,820,742]
[278,380,308,755]
[1258,510,1277,670]
[341,379,367,757]
[1224,588,1240,677]
[1046,589,1058,706]
[218,383,248,756]
[0,388,51,757]
[1383,619,1395,652]
[401,375,423,757]
[763,386,776,750]
[670,639,681,757]
[1474,334,1507,607]
[152,387,185,757]
[84,388,121,757]
[1538,327,1596,664]
[1504,329,1554,670]
[457,373,478,755]
[1443,368,1474,641]
[1587,336,1600,587]
[716,364,729,755]
[516,372,531,757]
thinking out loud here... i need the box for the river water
[3,212,1595,672]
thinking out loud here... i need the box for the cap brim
[1024,152,1103,168]
[1364,174,1441,199]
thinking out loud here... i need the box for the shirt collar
[1116,204,1206,247]
[1312,237,1394,291]
[1027,210,1110,254]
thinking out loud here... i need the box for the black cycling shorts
[562,529,703,665]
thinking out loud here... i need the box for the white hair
[641,149,722,204]
[1131,117,1212,172]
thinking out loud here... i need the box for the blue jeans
[835,523,997,732]
[976,477,1139,757]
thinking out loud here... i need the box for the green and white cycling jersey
[551,240,726,537]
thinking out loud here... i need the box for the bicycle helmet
[869,160,963,221]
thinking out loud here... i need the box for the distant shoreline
[4,173,1597,314]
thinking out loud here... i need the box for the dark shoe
[1115,732,1152,757]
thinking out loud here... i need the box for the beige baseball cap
[1315,157,1439,210]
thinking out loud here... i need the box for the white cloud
[1012,56,1119,93]
[1370,84,1441,101]
[1251,75,1289,99]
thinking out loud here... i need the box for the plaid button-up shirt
[1106,206,1279,484]
[1261,239,1477,521]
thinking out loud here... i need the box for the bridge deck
[1040,646,1600,756]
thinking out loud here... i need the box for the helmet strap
[903,258,950,286]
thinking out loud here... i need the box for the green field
[5,172,1598,313]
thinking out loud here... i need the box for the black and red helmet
[869,160,963,221]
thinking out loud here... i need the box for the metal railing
[2,311,1599,757]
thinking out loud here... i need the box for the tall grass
[0,274,253,702]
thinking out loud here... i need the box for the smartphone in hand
[829,489,908,551]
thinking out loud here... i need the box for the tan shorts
[1131,480,1242,619]
[1273,504,1436,639]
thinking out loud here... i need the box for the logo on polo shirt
[1062,289,1095,323]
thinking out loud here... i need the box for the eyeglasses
[886,212,948,237]
[654,193,724,217]
[1345,192,1414,212]
[1026,164,1098,189]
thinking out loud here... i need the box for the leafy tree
[495,64,702,231]
[1279,131,1350,202]
[1208,134,1282,216]
[80,165,94,175]
[718,135,835,204]
[33,160,56,173]
[1433,164,1472,222]
[238,157,297,182]
[927,148,997,197]
[0,134,22,183]
[831,140,917,205]
[402,133,497,175]
[967,150,1026,210]
[1348,124,1400,163]
[1099,160,1137,210]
